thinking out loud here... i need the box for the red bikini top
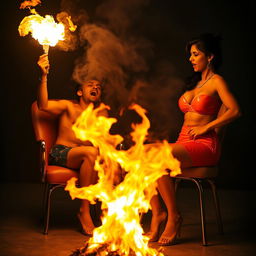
[178,94,222,115]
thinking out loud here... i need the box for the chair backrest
[31,101,59,163]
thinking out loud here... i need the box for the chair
[174,105,226,246]
[174,166,223,246]
[31,101,78,234]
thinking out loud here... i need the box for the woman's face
[189,44,210,72]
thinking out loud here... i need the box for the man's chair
[31,101,78,234]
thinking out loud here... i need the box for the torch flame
[66,16,77,32]
[66,103,181,256]
[18,13,65,48]
[20,0,41,10]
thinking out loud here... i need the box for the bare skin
[37,54,108,235]
[148,44,241,245]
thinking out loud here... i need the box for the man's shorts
[48,144,73,167]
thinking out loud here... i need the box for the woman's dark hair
[185,33,222,90]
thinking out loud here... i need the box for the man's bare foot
[77,212,95,236]
[145,211,167,242]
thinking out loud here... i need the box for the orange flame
[65,103,181,256]
[18,13,65,48]
[66,16,77,32]
[20,0,41,10]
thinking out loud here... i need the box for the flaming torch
[18,12,65,54]
[66,103,181,256]
[18,1,68,54]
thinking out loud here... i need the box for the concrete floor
[0,182,255,256]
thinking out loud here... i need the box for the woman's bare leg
[156,144,193,242]
[67,146,99,234]
[146,194,167,241]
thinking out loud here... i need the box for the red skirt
[172,125,221,166]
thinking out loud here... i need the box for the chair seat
[46,165,79,184]
[176,166,218,179]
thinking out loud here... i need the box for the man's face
[78,80,102,103]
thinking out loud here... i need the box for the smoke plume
[60,0,184,141]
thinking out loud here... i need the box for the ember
[66,103,181,256]
[70,242,164,256]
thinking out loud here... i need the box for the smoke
[56,11,79,51]
[72,23,150,109]
[95,0,150,35]
[60,0,184,141]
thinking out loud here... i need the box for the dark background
[1,0,254,189]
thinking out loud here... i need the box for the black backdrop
[1,0,254,189]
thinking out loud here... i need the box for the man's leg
[66,146,99,235]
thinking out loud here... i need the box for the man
[37,53,107,236]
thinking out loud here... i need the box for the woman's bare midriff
[183,112,215,127]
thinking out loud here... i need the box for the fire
[18,1,77,54]
[19,0,41,10]
[66,16,77,32]
[65,103,181,256]
[18,13,65,53]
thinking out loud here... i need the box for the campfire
[66,103,181,256]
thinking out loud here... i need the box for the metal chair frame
[38,139,69,234]
[32,102,78,235]
[174,175,224,246]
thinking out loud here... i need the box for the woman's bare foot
[145,211,167,242]
[77,212,95,236]
[158,214,182,246]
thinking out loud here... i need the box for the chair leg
[43,184,65,235]
[43,184,52,235]
[42,183,48,220]
[207,179,224,234]
[192,178,207,246]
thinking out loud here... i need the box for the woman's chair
[31,101,78,234]
[174,105,226,246]
[174,166,223,246]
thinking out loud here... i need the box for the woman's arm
[205,76,241,131]
[188,76,241,138]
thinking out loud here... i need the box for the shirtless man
[37,53,107,236]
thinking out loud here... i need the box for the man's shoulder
[49,99,79,106]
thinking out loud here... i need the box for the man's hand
[37,54,49,75]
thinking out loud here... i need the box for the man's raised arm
[37,54,68,114]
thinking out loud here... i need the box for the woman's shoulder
[212,74,230,91]
[212,74,226,83]
[212,74,228,86]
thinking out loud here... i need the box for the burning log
[69,242,164,256]
[70,242,119,256]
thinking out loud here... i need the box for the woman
[146,33,241,246]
